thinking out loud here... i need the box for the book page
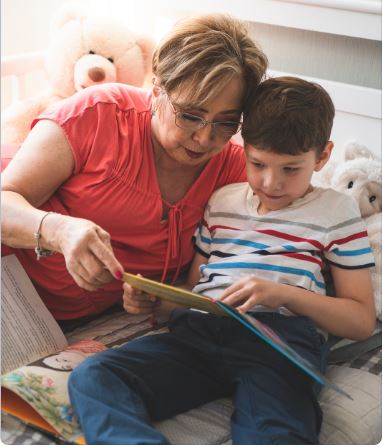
[123,272,227,316]
[1,255,68,375]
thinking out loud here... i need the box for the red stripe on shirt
[282,252,324,267]
[256,229,325,250]
[325,231,369,251]
[208,224,241,233]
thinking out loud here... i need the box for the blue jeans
[69,310,328,444]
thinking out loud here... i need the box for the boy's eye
[284,167,299,173]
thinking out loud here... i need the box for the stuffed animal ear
[344,140,376,161]
[136,36,155,74]
[50,3,88,35]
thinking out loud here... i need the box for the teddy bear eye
[89,50,95,55]
[347,181,354,188]
[107,57,114,63]
[369,195,376,203]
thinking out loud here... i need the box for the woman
[1,14,268,321]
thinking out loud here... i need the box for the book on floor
[1,255,166,444]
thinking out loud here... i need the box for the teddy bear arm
[1,92,60,146]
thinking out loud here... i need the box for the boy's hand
[122,276,161,315]
[219,275,284,313]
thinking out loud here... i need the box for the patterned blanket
[2,308,381,445]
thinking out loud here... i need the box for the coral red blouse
[7,83,246,320]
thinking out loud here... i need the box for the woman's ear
[152,76,162,98]
[315,141,334,171]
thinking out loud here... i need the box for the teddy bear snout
[74,54,117,91]
[88,67,105,82]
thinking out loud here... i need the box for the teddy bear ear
[344,140,376,161]
[136,36,156,74]
[136,35,155,79]
[49,3,88,35]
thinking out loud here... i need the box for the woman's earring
[151,108,156,117]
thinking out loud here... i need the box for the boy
[69,77,376,444]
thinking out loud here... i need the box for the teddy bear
[1,5,154,146]
[318,141,382,320]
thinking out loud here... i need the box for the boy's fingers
[220,282,241,300]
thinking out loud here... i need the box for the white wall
[2,0,381,159]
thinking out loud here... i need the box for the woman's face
[151,76,244,167]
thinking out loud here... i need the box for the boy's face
[245,144,332,214]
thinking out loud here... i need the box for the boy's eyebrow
[247,154,307,165]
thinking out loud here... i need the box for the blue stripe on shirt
[213,238,270,250]
[332,247,373,256]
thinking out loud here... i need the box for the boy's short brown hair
[242,76,335,155]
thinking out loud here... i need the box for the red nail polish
[115,271,123,280]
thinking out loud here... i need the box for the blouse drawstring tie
[160,204,184,285]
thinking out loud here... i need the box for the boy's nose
[263,172,282,190]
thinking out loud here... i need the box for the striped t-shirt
[193,183,374,315]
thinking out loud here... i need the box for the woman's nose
[192,124,214,146]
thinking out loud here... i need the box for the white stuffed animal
[2,4,154,146]
[319,141,382,320]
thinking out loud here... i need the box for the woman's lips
[183,147,205,159]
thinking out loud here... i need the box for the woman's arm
[219,266,376,340]
[1,120,123,291]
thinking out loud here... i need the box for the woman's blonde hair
[152,14,268,108]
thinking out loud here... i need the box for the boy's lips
[262,192,285,199]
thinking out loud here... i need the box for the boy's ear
[314,141,333,171]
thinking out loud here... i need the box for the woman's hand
[51,215,124,291]
[122,277,161,315]
[218,275,286,313]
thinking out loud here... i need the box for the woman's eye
[180,113,202,124]
[217,122,239,131]
[369,195,376,203]
[347,181,354,188]
[252,162,263,169]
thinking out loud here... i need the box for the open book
[123,272,352,399]
[1,255,166,444]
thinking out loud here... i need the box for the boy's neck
[255,184,314,215]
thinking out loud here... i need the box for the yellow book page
[123,273,227,316]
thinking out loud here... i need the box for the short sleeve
[324,197,375,269]
[31,84,151,175]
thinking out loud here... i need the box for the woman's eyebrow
[177,103,242,115]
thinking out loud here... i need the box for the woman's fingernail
[115,271,123,280]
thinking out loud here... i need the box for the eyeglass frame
[162,90,242,138]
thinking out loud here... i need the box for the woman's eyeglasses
[165,93,242,138]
